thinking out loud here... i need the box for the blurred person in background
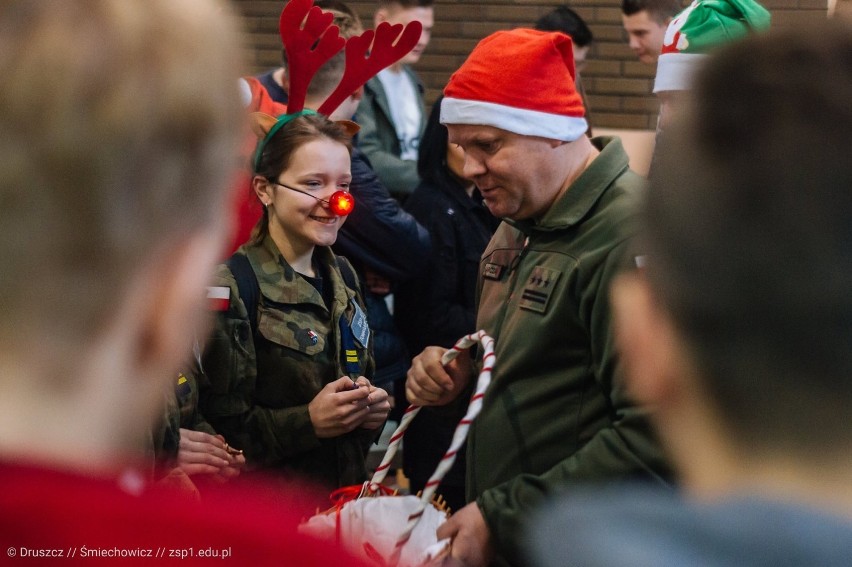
[356,0,435,200]
[395,96,499,511]
[621,0,682,65]
[535,4,596,136]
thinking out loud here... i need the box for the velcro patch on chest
[519,266,562,314]
[483,262,505,280]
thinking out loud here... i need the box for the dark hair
[621,0,681,22]
[306,9,364,99]
[417,95,452,187]
[252,114,352,244]
[535,5,593,47]
[314,0,357,17]
[645,20,852,455]
[379,0,434,8]
[282,2,362,68]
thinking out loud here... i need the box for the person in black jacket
[394,96,499,510]
[333,147,431,399]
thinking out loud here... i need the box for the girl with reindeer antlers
[195,0,422,495]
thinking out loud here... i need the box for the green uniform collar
[244,235,351,311]
[510,136,630,234]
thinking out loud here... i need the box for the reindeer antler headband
[252,0,422,172]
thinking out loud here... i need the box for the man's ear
[611,272,685,409]
[374,7,388,26]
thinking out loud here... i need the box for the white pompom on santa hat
[440,28,588,142]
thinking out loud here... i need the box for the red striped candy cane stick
[420,330,495,503]
[387,330,496,566]
[367,403,421,492]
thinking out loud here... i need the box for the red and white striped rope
[371,330,495,566]
[419,330,495,503]
[368,403,421,491]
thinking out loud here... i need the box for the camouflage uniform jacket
[152,371,215,466]
[197,235,376,489]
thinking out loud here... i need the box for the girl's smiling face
[264,137,352,254]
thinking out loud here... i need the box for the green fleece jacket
[469,137,671,566]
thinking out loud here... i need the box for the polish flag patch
[207,286,231,311]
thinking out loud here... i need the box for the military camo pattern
[197,235,375,490]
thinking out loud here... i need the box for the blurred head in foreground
[0,0,243,470]
[616,20,852,506]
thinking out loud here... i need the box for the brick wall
[233,0,828,130]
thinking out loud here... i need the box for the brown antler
[317,20,423,116]
[279,0,345,113]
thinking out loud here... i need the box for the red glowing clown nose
[329,191,355,216]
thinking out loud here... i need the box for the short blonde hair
[0,0,243,350]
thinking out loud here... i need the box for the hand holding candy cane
[374,331,496,566]
[405,344,474,406]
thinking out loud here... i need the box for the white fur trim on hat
[238,78,253,107]
[440,97,588,142]
[654,52,707,93]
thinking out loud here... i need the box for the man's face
[573,43,589,74]
[656,90,689,131]
[376,5,434,65]
[446,124,566,221]
[622,10,670,64]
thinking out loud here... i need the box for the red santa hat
[441,28,587,141]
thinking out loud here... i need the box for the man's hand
[364,268,392,295]
[308,376,371,438]
[437,502,494,567]
[177,428,244,479]
[406,346,473,406]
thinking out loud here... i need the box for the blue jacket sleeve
[333,149,430,282]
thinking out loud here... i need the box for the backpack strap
[225,253,260,333]
[227,252,364,375]
[335,255,359,292]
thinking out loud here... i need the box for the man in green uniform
[406,28,670,566]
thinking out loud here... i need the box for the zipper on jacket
[506,236,530,301]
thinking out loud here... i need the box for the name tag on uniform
[519,266,562,314]
[483,263,505,280]
[350,299,370,348]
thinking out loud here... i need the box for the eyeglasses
[267,180,355,216]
